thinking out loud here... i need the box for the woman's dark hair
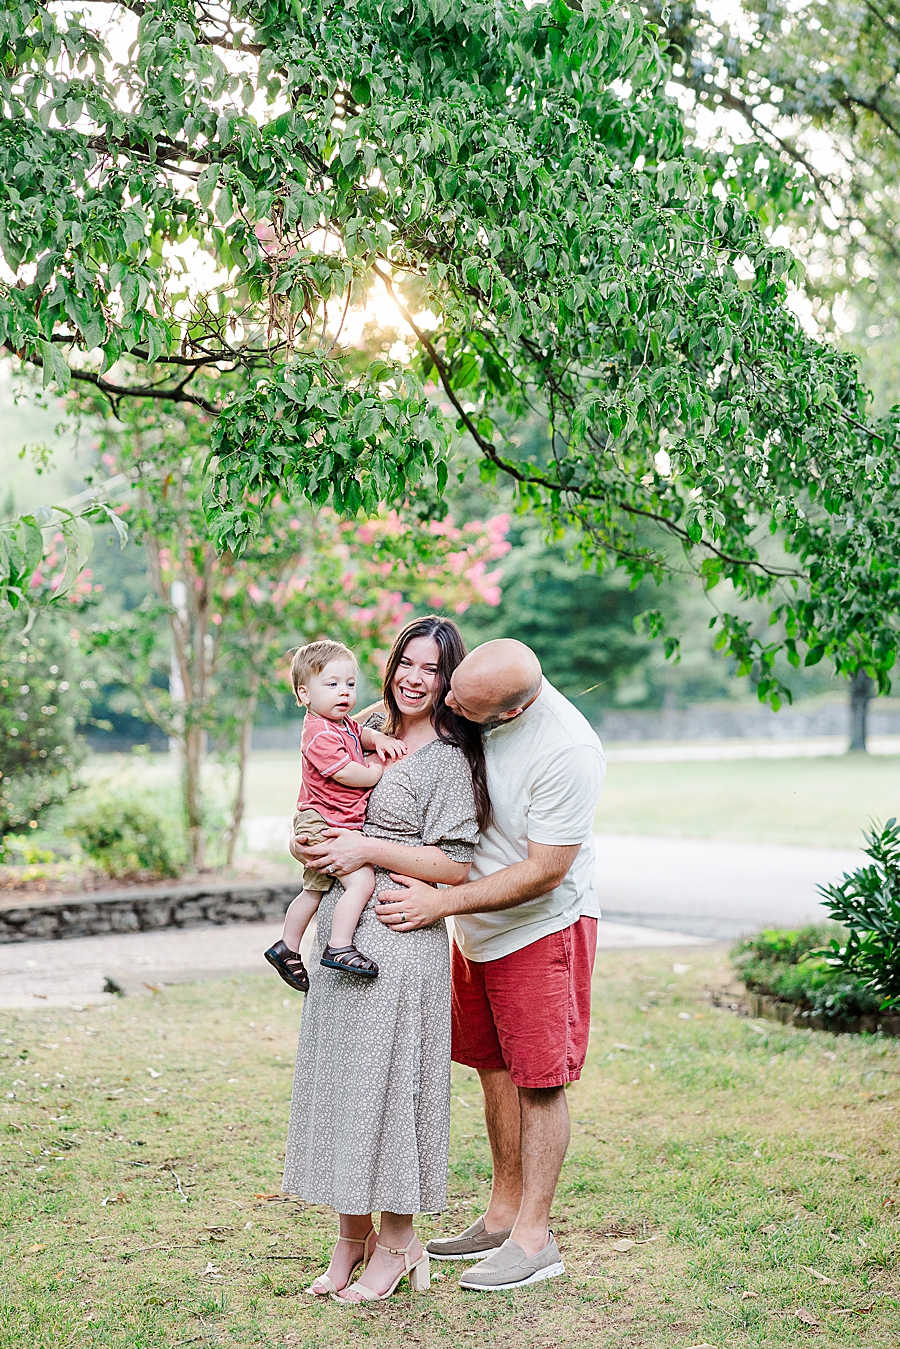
[382,616,492,832]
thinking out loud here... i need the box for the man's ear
[498,706,523,722]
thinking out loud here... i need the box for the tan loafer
[459,1236,565,1290]
[425,1216,512,1261]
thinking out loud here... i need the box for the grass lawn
[596,754,900,848]
[2,947,899,1347]
[83,750,900,850]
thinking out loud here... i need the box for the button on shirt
[453,681,606,962]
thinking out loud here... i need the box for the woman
[282,616,490,1304]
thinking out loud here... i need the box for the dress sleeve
[417,745,479,864]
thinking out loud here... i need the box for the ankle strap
[338,1227,375,1247]
[376,1237,416,1258]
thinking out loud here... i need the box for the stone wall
[594,700,900,743]
[0,879,297,945]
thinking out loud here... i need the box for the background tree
[1,0,898,711]
[75,395,509,867]
[646,0,900,745]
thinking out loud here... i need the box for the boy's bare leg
[328,866,376,947]
[282,889,322,952]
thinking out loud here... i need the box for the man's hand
[375,875,451,930]
[368,730,407,763]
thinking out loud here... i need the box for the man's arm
[374,840,580,930]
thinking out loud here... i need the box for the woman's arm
[289,829,469,886]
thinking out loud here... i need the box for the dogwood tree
[1,0,899,704]
[76,395,508,866]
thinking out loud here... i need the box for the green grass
[2,948,899,1347]
[596,754,900,847]
[81,750,900,849]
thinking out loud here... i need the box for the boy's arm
[332,760,384,788]
[360,726,406,762]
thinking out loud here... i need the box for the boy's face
[298,657,359,721]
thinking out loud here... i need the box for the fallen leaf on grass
[741,1291,758,1301]
[100,1193,126,1207]
[610,1239,635,1252]
[27,1243,46,1253]
[796,1308,820,1327]
[817,1151,849,1162]
[803,1267,835,1284]
[203,1261,223,1280]
[685,1343,719,1348]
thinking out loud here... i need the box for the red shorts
[451,917,597,1089]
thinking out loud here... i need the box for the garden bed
[746,989,900,1037]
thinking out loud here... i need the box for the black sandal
[264,939,310,993]
[320,944,379,979]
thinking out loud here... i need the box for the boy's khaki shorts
[292,807,335,893]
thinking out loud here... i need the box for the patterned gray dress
[282,719,478,1215]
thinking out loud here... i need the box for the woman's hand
[299,828,374,876]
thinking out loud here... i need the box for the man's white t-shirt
[453,680,606,963]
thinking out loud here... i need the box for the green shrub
[819,818,900,1011]
[731,923,882,1021]
[731,924,835,969]
[0,620,89,851]
[66,796,179,880]
[1,834,57,867]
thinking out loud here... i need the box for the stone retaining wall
[0,880,297,944]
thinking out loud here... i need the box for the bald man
[376,639,606,1291]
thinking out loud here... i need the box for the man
[375,639,605,1291]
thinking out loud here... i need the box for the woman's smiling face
[391,635,441,721]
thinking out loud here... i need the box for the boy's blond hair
[290,640,357,705]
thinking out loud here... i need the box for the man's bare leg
[512,1085,570,1255]
[478,1069,571,1256]
[478,1068,523,1232]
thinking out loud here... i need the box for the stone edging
[747,991,900,1037]
[0,879,297,944]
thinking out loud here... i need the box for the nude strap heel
[332,1237,430,1302]
[410,1251,430,1291]
[306,1226,376,1296]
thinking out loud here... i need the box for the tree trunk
[225,708,256,867]
[183,721,206,870]
[848,668,874,753]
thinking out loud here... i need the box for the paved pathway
[0,831,862,1008]
[594,833,862,939]
[0,913,708,1009]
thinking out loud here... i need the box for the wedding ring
[399,912,407,924]
[327,866,335,874]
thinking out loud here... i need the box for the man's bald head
[447,640,543,725]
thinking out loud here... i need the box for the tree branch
[372,265,802,580]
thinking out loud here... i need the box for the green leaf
[36,341,71,393]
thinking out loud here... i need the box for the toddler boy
[264,640,404,991]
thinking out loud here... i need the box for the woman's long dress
[282,727,478,1215]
